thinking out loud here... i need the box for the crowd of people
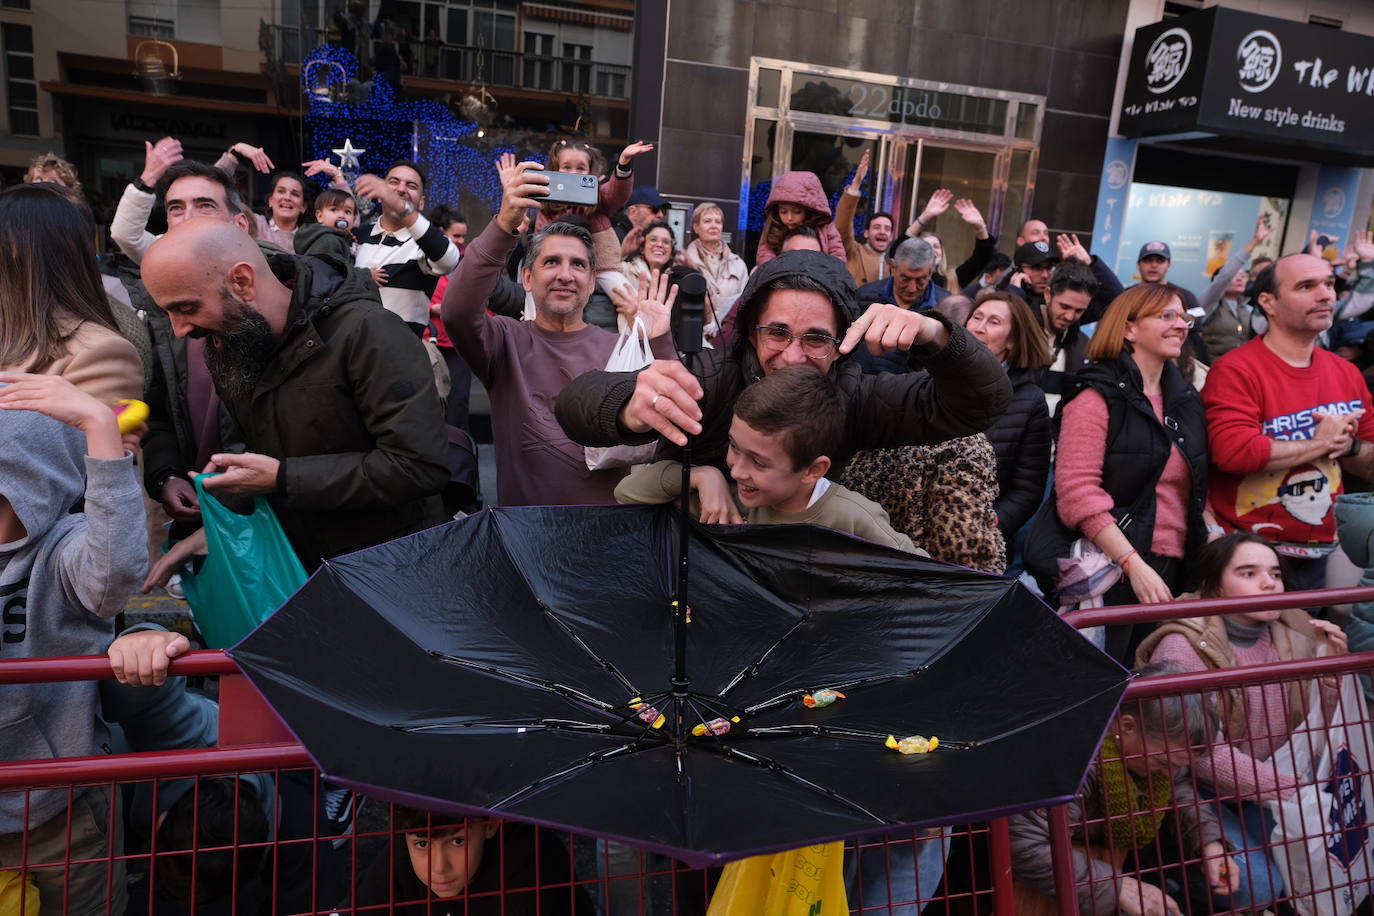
[2,128,1374,916]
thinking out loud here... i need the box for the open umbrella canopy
[230,505,1127,867]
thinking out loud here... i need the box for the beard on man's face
[201,291,277,401]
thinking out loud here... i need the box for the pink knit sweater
[1056,387,1190,557]
[1147,631,1300,801]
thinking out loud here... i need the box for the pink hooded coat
[755,170,848,266]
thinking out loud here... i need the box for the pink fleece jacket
[1146,631,1300,800]
[755,170,848,266]
[1056,387,1190,557]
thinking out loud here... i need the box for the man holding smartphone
[354,160,460,337]
[440,158,680,508]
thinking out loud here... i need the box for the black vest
[1062,354,1209,557]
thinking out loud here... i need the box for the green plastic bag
[175,473,308,649]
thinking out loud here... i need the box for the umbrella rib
[742,673,907,716]
[536,602,641,696]
[747,724,973,749]
[397,718,620,735]
[487,511,642,697]
[963,681,1127,746]
[488,740,667,809]
[714,744,888,825]
[715,618,809,698]
[430,651,615,710]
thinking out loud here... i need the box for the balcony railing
[265,23,631,101]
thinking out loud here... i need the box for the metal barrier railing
[1037,587,1374,916]
[0,652,1009,913]
[6,586,1373,913]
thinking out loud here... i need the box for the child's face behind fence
[404,819,498,898]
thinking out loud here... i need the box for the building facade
[0,0,634,223]
[630,0,1374,270]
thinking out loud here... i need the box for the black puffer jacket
[1062,354,1209,559]
[986,367,1051,539]
[221,255,450,569]
[554,250,1012,471]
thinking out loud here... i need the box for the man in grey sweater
[0,373,147,916]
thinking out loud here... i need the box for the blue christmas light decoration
[301,43,527,215]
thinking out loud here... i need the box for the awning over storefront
[1118,7,1374,166]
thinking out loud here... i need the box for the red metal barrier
[0,651,1015,914]
[1026,593,1374,916]
[1062,584,1374,629]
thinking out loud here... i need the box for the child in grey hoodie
[0,372,148,916]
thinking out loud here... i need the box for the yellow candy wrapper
[885,734,938,755]
[113,399,149,434]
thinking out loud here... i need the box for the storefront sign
[1119,7,1374,159]
[1113,181,1287,298]
[1089,136,1138,269]
[789,73,1008,136]
[64,97,252,146]
[1308,165,1363,262]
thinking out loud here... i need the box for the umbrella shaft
[672,351,696,692]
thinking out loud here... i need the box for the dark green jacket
[293,222,357,265]
[224,255,449,569]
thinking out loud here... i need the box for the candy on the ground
[803,689,846,708]
[885,734,939,755]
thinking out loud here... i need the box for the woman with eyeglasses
[963,289,1052,544]
[1047,283,1213,662]
[619,221,677,296]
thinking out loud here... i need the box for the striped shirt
[354,213,460,325]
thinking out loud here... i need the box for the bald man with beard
[140,218,449,574]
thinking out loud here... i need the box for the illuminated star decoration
[331,138,365,171]
[302,44,518,212]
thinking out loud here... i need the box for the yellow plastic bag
[0,870,39,916]
[707,841,848,916]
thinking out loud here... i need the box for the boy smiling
[617,366,918,553]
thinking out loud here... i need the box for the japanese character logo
[1237,30,1282,93]
[1145,27,1192,94]
[1106,160,1129,190]
[1323,187,1347,219]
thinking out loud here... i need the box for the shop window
[129,16,175,38]
[562,42,591,94]
[1014,102,1039,141]
[474,9,515,49]
[446,7,468,44]
[523,32,554,90]
[756,68,780,108]
[595,70,626,99]
[474,9,515,83]
[2,22,37,137]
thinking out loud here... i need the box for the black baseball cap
[1014,240,1056,267]
[627,186,668,209]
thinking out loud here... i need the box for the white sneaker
[165,573,185,600]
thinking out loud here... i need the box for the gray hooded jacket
[0,403,147,831]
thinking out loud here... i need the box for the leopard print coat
[839,434,1006,574]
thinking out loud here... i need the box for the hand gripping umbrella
[230,502,1128,867]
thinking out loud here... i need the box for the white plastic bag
[585,316,661,471]
[1265,662,1374,915]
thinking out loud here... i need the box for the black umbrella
[230,504,1127,867]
